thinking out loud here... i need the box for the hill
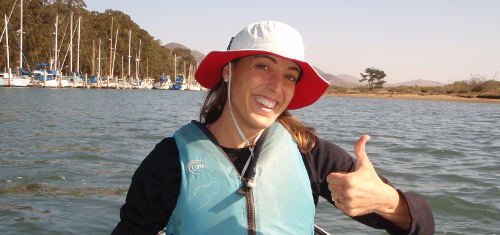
[0,0,196,80]
[387,79,445,87]
[165,42,206,63]
[313,67,362,88]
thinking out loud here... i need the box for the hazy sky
[84,0,500,84]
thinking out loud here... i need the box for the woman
[112,21,434,234]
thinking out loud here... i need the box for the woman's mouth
[255,95,276,109]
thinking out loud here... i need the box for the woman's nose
[266,72,283,91]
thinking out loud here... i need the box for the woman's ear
[222,64,229,82]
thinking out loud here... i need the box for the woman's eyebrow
[254,55,301,73]
[254,54,277,63]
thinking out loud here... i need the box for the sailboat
[171,74,187,90]
[153,73,172,89]
[170,54,187,90]
[186,63,202,91]
[9,0,30,87]
[0,74,5,86]
[1,14,11,87]
[41,14,61,88]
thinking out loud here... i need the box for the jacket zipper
[246,188,256,235]
[216,147,257,234]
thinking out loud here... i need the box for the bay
[1,88,499,234]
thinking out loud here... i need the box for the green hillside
[0,0,196,80]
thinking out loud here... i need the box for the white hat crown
[228,21,305,61]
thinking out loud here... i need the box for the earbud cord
[227,62,263,183]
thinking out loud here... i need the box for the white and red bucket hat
[195,21,330,110]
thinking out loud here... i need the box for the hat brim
[195,50,330,110]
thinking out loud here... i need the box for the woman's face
[223,54,301,132]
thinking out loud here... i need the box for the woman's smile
[254,95,277,110]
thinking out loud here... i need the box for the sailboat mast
[136,39,141,81]
[69,11,73,73]
[111,27,119,78]
[121,55,123,78]
[54,14,58,73]
[91,40,95,75]
[109,17,113,77]
[76,16,81,74]
[0,0,18,44]
[19,0,23,70]
[128,30,131,77]
[97,38,101,79]
[174,53,176,79]
[5,15,10,71]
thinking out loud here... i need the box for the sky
[84,0,500,84]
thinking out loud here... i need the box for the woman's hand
[326,135,411,230]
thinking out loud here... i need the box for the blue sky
[84,0,500,83]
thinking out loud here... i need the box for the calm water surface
[1,88,499,234]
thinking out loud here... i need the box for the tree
[0,0,196,80]
[360,67,386,89]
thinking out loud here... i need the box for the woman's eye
[286,75,298,83]
[256,63,269,70]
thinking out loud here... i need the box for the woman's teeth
[256,96,276,109]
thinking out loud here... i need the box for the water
[1,88,499,234]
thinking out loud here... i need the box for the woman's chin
[248,114,279,130]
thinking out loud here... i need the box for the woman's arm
[305,136,434,234]
[112,138,181,235]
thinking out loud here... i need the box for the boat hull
[171,84,187,90]
[9,78,31,87]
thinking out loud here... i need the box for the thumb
[354,135,374,171]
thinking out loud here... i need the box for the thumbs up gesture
[326,135,401,217]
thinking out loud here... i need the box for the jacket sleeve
[112,138,181,235]
[306,137,435,235]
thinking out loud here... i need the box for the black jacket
[112,123,434,234]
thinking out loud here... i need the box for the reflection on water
[1,88,499,234]
[0,183,128,197]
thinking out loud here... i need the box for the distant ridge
[165,42,206,63]
[163,44,445,88]
[337,74,363,84]
[314,67,362,88]
[387,79,445,87]
[164,42,188,50]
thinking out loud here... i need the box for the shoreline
[326,93,500,104]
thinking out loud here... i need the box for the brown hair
[199,76,317,154]
[277,110,317,154]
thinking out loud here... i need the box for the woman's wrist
[376,185,412,230]
[375,184,401,215]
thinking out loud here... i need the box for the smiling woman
[112,21,434,235]
[213,55,300,143]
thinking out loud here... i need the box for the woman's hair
[199,71,317,154]
[199,79,228,125]
[277,110,317,154]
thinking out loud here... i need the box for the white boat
[137,81,153,89]
[171,74,187,90]
[69,74,85,88]
[186,82,202,91]
[42,77,69,88]
[101,77,117,88]
[58,77,70,87]
[0,73,7,86]
[7,0,30,87]
[9,76,31,87]
[154,74,172,90]
[137,77,154,89]
[44,79,59,88]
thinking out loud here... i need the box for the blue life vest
[165,122,315,235]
